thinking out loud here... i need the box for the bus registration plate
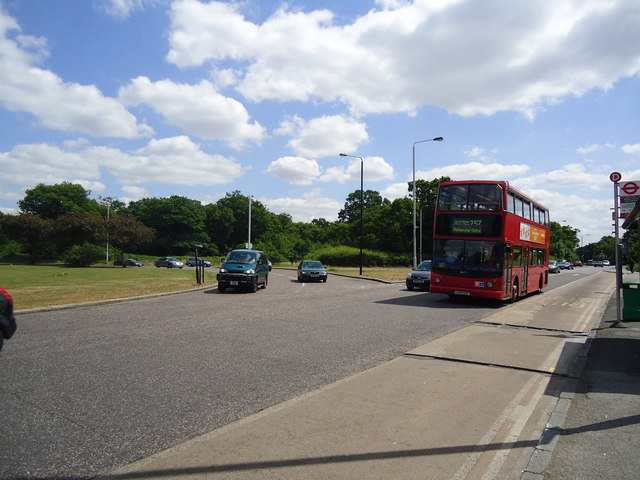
[454,290,470,296]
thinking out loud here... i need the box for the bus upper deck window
[438,184,468,211]
[468,184,502,211]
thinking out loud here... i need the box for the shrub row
[307,245,412,267]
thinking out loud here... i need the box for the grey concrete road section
[99,272,616,480]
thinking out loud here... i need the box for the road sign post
[610,172,624,327]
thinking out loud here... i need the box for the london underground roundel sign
[621,181,639,196]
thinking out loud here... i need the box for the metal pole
[419,207,423,263]
[412,137,443,269]
[248,195,252,249]
[412,144,417,269]
[610,173,624,327]
[360,158,363,276]
[339,153,365,275]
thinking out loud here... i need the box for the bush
[307,245,411,267]
[63,243,106,267]
[0,241,23,260]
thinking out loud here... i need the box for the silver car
[154,257,184,269]
[406,260,432,290]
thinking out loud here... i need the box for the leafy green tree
[19,182,100,219]
[550,222,580,260]
[0,213,56,262]
[208,191,270,252]
[53,211,102,253]
[107,215,155,263]
[338,189,389,249]
[373,197,413,253]
[128,196,207,255]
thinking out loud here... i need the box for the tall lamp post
[339,153,364,275]
[412,137,443,268]
[101,199,112,264]
[247,194,252,249]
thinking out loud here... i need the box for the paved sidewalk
[98,271,633,480]
[531,272,640,479]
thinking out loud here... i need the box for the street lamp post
[247,195,252,249]
[412,137,443,268]
[101,199,112,264]
[339,153,364,275]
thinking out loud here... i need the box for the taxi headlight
[220,268,227,273]
[245,269,256,274]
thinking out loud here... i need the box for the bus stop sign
[620,181,639,196]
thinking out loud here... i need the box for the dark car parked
[406,260,432,290]
[0,287,17,352]
[114,258,143,267]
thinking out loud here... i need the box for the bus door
[503,245,513,298]
[522,246,529,294]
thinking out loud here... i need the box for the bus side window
[512,246,522,266]
[507,192,516,214]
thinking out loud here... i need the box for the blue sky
[1,0,639,245]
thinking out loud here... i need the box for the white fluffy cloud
[263,189,343,222]
[277,115,369,159]
[0,11,152,138]
[0,136,246,191]
[321,155,395,184]
[166,0,640,117]
[265,156,321,185]
[119,77,265,148]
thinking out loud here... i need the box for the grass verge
[1,264,211,310]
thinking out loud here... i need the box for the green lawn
[0,264,211,310]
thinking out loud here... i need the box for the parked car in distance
[406,260,432,290]
[558,260,574,270]
[297,260,328,282]
[154,257,184,268]
[572,260,583,267]
[217,249,269,293]
[549,260,560,273]
[114,258,143,267]
[593,260,604,267]
[186,257,211,267]
[586,260,594,266]
[602,259,610,266]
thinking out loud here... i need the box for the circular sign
[621,182,639,195]
[610,172,622,182]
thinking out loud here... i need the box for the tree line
[0,180,627,267]
[0,179,448,265]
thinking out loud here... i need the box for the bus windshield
[433,239,503,276]
[437,183,502,211]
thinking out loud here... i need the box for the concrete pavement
[98,270,638,480]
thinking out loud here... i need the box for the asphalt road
[0,266,599,480]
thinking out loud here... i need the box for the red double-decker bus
[430,180,550,301]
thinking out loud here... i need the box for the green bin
[622,281,640,321]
